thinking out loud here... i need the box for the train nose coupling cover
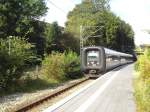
[89,70,97,74]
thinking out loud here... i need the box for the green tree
[115,20,135,52]
[60,32,80,54]
[28,20,46,58]
[0,0,48,38]
[45,22,62,53]
[0,36,33,89]
[65,0,135,53]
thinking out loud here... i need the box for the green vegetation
[41,51,81,82]
[0,36,33,89]
[0,51,81,95]
[0,0,47,38]
[0,0,83,95]
[45,22,63,53]
[134,49,150,112]
[0,0,135,96]
[65,0,135,53]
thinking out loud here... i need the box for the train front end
[81,47,105,74]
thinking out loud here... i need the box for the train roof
[82,46,133,57]
[104,48,132,57]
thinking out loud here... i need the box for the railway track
[12,77,90,112]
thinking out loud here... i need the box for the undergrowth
[0,51,82,96]
[134,49,150,112]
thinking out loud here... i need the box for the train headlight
[87,61,99,66]
[91,61,94,64]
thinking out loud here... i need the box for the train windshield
[88,56,97,59]
[87,50,99,66]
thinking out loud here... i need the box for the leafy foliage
[65,0,135,53]
[0,0,48,38]
[0,36,33,89]
[136,49,150,80]
[134,49,150,112]
[60,32,80,54]
[63,51,81,78]
[45,22,63,53]
[40,51,81,82]
[0,0,48,58]
[0,0,135,95]
[26,20,46,58]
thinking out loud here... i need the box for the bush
[134,79,150,112]
[135,49,150,80]
[40,51,81,82]
[41,52,65,81]
[134,48,150,112]
[0,36,33,89]
[64,51,81,78]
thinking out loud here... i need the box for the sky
[43,0,150,46]
[110,0,150,45]
[42,0,81,26]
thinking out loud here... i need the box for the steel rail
[12,77,89,112]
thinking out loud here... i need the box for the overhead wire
[46,0,66,14]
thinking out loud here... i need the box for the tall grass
[134,48,150,112]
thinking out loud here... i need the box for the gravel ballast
[0,78,93,112]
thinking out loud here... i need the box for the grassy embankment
[134,49,150,112]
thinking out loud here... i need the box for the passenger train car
[81,46,134,75]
